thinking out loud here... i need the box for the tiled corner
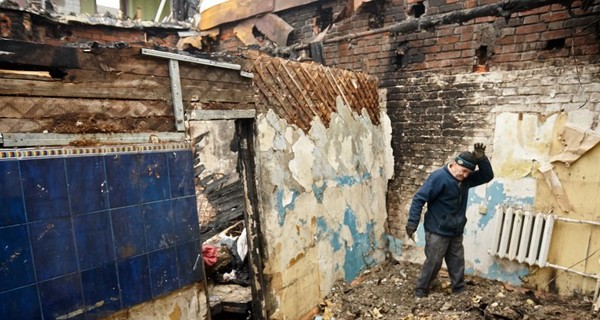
[29,217,78,281]
[0,161,25,227]
[172,196,200,244]
[117,255,151,308]
[111,206,146,260]
[73,211,115,270]
[0,285,41,320]
[105,154,141,209]
[1,146,201,318]
[81,264,121,318]
[38,274,84,320]
[66,156,108,215]
[148,247,179,298]
[0,225,36,292]
[20,158,70,222]
[176,240,203,287]
[139,153,170,203]
[168,151,195,197]
[143,200,175,251]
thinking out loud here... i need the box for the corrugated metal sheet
[250,53,380,132]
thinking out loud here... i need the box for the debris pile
[317,260,597,319]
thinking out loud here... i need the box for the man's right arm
[407,173,441,227]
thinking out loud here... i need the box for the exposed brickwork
[210,0,600,238]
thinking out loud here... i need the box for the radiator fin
[489,206,555,267]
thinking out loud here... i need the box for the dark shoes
[415,290,428,298]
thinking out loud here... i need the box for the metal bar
[168,60,185,131]
[546,262,599,279]
[154,0,167,22]
[555,216,600,227]
[142,48,242,71]
[187,109,256,120]
[1,132,186,147]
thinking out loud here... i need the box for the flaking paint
[256,98,392,319]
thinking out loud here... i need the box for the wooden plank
[0,117,175,134]
[2,132,185,147]
[187,109,256,120]
[0,77,169,100]
[0,40,251,86]
[0,96,172,118]
[180,79,255,103]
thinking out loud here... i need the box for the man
[405,143,493,298]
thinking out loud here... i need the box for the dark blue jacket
[407,157,494,237]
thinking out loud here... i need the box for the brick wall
[214,0,600,237]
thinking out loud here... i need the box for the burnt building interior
[0,0,599,319]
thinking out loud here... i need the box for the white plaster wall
[255,97,393,319]
[189,120,238,177]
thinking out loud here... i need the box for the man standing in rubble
[405,143,493,298]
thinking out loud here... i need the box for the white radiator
[489,206,555,267]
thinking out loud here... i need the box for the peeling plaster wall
[394,64,600,295]
[255,97,393,319]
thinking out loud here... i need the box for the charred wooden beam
[0,39,81,71]
[236,119,268,320]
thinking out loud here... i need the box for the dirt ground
[317,260,599,320]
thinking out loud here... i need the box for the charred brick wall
[214,0,599,237]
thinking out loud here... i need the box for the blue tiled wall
[0,149,202,319]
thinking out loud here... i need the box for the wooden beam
[187,109,256,120]
[1,132,185,147]
[0,39,82,69]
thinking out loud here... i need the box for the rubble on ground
[317,260,598,319]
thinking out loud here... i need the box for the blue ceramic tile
[139,153,170,203]
[0,285,41,320]
[20,158,70,221]
[0,161,26,227]
[117,255,151,308]
[172,197,200,244]
[168,151,195,198]
[73,211,114,270]
[111,206,146,260]
[176,241,202,287]
[0,225,35,292]
[143,201,175,251]
[81,264,120,318]
[30,218,78,281]
[38,274,83,320]
[105,154,141,209]
[66,156,108,215]
[148,247,178,298]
